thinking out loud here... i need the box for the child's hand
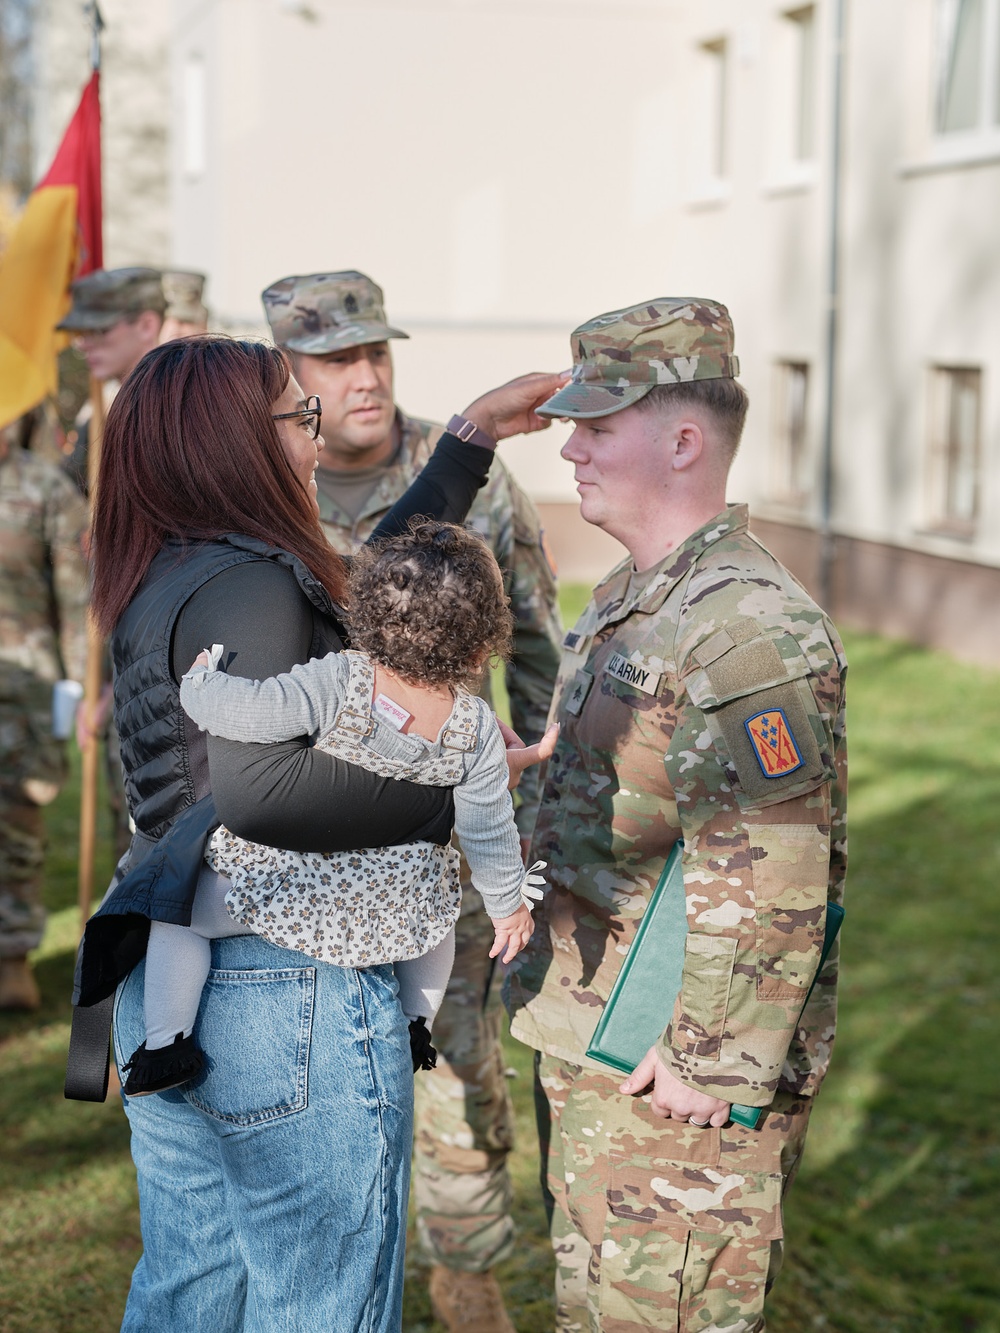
[500,721,559,791]
[489,904,535,964]
[188,644,224,675]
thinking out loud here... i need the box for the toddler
[121,521,549,1096]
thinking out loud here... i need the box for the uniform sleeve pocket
[683,625,832,809]
[670,933,737,1061]
[750,823,829,1001]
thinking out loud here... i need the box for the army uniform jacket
[506,505,847,1107]
[316,409,561,834]
[0,447,89,796]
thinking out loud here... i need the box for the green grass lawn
[2,608,999,1331]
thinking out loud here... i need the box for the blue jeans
[113,934,413,1332]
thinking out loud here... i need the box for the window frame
[770,359,812,507]
[924,364,983,539]
[934,0,1000,139]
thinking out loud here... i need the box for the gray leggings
[142,867,455,1049]
[143,868,249,1048]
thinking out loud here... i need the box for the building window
[703,39,729,181]
[935,0,1000,134]
[786,6,817,160]
[686,36,732,203]
[926,366,982,534]
[772,361,810,503]
[182,54,207,179]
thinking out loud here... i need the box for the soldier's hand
[620,1046,730,1128]
[499,721,559,790]
[75,682,113,749]
[462,371,569,441]
[489,903,535,964]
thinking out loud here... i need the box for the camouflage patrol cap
[161,269,208,324]
[261,271,409,355]
[538,297,740,419]
[56,267,166,332]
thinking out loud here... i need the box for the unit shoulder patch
[702,680,828,807]
[744,708,804,779]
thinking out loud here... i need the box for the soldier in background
[57,267,166,860]
[504,299,848,1331]
[263,271,562,1333]
[58,267,165,495]
[0,417,89,1009]
[160,269,209,342]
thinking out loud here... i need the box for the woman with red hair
[71,335,560,1332]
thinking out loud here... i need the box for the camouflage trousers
[0,784,47,958]
[534,1053,813,1332]
[413,894,516,1272]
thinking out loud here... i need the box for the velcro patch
[744,709,804,779]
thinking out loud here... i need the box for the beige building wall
[33,0,1000,656]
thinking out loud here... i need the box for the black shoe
[122,1032,204,1097]
[409,1017,438,1072]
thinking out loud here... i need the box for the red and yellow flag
[0,71,102,429]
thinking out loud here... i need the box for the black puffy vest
[112,534,342,840]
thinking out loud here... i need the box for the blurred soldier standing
[159,269,209,342]
[58,267,166,496]
[505,299,848,1332]
[263,271,562,1332]
[0,419,89,1008]
[56,267,166,860]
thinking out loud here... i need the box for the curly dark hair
[346,521,514,688]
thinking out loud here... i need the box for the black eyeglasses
[272,394,322,440]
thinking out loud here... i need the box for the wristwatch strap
[447,413,497,450]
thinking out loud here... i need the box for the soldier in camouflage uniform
[58,268,166,860]
[504,299,848,1332]
[0,418,90,1008]
[58,267,166,496]
[263,271,562,1332]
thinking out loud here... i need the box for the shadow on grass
[768,777,1000,1333]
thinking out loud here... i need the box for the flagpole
[77,1,105,933]
[77,383,105,930]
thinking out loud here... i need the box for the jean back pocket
[187,965,315,1127]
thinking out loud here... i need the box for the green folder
[587,842,844,1129]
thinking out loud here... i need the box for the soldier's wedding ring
[689,1117,711,1127]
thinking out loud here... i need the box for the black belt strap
[64,995,114,1102]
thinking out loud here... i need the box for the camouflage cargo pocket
[609,1150,783,1241]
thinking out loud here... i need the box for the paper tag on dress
[373,693,411,730]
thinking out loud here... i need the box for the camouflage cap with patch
[537,297,740,419]
[162,269,208,324]
[56,267,166,332]
[261,271,409,355]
